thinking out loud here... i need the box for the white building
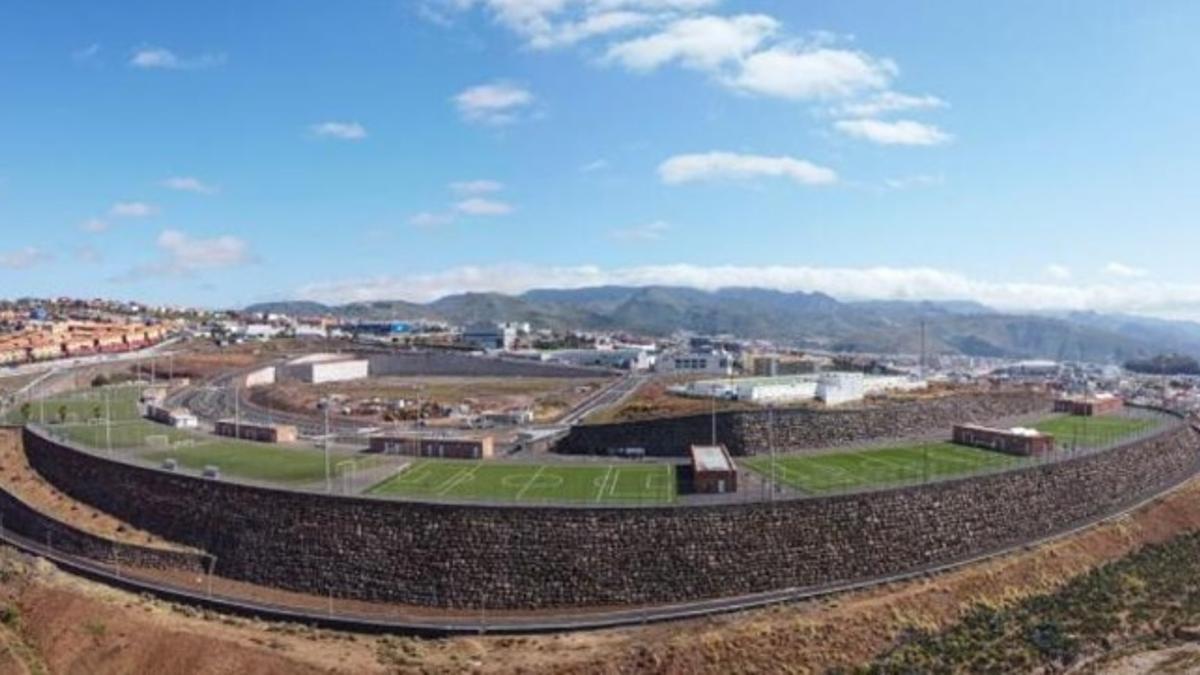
[657,350,734,375]
[549,348,654,371]
[676,372,927,406]
[279,358,369,384]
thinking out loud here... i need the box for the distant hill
[245,285,1200,362]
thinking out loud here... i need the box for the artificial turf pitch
[743,413,1162,495]
[368,460,676,505]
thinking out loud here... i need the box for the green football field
[5,384,143,425]
[742,442,1021,495]
[368,460,676,504]
[142,442,384,483]
[1031,414,1159,448]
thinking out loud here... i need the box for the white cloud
[1105,262,1148,279]
[309,121,367,141]
[658,151,837,186]
[409,211,458,227]
[292,262,1200,320]
[116,230,253,281]
[728,46,896,100]
[838,91,946,117]
[1045,264,1072,281]
[72,43,101,64]
[0,246,53,270]
[453,82,535,125]
[603,14,778,72]
[579,158,610,172]
[529,10,654,49]
[75,245,103,264]
[883,174,944,190]
[450,179,504,195]
[109,201,158,218]
[129,47,226,70]
[612,220,671,241]
[454,197,515,215]
[80,218,110,233]
[161,176,218,194]
[834,118,951,146]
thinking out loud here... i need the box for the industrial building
[214,420,298,444]
[369,434,495,459]
[548,348,653,371]
[657,349,735,375]
[746,353,825,377]
[462,322,518,351]
[952,424,1055,456]
[1054,393,1123,416]
[690,444,738,494]
[674,372,927,406]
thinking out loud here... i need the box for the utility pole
[919,318,927,379]
[233,381,240,438]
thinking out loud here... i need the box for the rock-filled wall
[0,432,206,574]
[556,391,1054,456]
[20,418,1198,611]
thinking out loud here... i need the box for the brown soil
[0,550,378,675]
[0,429,185,551]
[250,376,610,424]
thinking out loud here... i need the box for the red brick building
[1053,394,1123,416]
[369,434,495,459]
[214,420,298,444]
[952,424,1056,456]
[690,444,738,494]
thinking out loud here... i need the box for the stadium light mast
[323,400,331,494]
[105,388,112,456]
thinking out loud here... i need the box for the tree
[92,404,102,422]
[57,404,68,424]
[18,403,30,422]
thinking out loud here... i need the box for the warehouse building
[690,444,738,494]
[674,372,926,406]
[548,348,653,371]
[952,424,1055,456]
[214,420,298,444]
[368,434,495,459]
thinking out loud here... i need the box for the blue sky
[2,1,1200,317]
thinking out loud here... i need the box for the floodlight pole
[105,388,112,456]
[324,401,332,494]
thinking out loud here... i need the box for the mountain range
[245,286,1200,363]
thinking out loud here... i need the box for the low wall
[556,391,1053,456]
[20,418,1199,611]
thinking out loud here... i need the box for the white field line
[594,465,615,503]
[437,464,481,496]
[608,467,621,497]
[515,465,547,500]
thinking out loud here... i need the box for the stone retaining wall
[0,431,206,574]
[556,391,1053,455]
[20,418,1199,611]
